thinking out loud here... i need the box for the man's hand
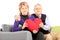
[39,23,44,28]
[15,15,20,21]
[33,30,38,34]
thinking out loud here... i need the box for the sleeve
[43,16,51,30]
[12,20,22,32]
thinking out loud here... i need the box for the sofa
[0,24,32,40]
[1,24,60,40]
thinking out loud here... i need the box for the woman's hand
[18,24,22,28]
[15,15,20,21]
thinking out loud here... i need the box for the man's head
[34,4,42,16]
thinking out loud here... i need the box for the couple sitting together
[12,2,52,40]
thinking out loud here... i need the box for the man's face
[34,4,42,15]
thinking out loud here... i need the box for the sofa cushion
[2,24,13,32]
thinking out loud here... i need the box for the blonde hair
[19,2,29,15]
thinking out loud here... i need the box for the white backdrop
[0,0,60,28]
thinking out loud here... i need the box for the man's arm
[43,16,51,30]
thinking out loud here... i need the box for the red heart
[34,18,42,26]
[25,18,42,32]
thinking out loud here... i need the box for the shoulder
[28,15,35,19]
[31,13,35,16]
[41,14,46,18]
[28,15,35,21]
[41,14,46,16]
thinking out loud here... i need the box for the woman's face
[20,5,29,15]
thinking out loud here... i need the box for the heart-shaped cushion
[25,18,42,32]
[34,18,42,26]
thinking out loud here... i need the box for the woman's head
[19,2,29,15]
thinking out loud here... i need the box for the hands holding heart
[25,18,42,34]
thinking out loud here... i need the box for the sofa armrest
[0,31,32,40]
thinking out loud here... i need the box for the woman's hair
[19,2,29,15]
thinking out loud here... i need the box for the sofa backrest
[2,24,13,32]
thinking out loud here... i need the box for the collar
[38,14,42,18]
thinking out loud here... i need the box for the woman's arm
[12,20,22,32]
[12,15,23,32]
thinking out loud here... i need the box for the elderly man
[32,4,52,40]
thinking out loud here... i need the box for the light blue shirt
[39,14,51,30]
